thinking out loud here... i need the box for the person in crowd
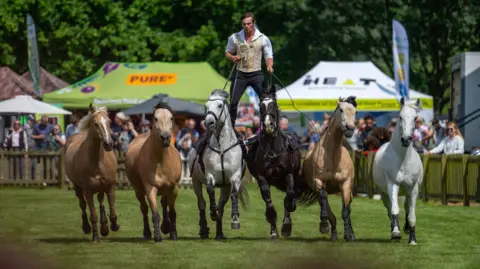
[31,115,53,151]
[279,115,296,135]
[176,118,199,149]
[425,122,464,155]
[199,120,207,137]
[48,124,66,151]
[345,119,360,151]
[252,116,261,135]
[357,114,376,150]
[23,115,36,150]
[141,119,151,133]
[301,120,321,150]
[363,135,381,156]
[431,117,446,147]
[412,117,433,152]
[3,120,28,179]
[179,137,194,178]
[65,115,80,139]
[319,113,330,136]
[116,119,138,153]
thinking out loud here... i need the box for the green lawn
[0,185,479,269]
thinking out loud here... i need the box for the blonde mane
[78,106,109,132]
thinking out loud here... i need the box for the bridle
[258,96,287,161]
[204,96,240,186]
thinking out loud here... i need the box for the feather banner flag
[392,19,409,101]
[26,13,41,96]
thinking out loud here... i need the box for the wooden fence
[1,149,479,206]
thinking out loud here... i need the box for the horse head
[260,83,281,135]
[334,96,357,138]
[204,89,230,132]
[152,101,175,148]
[398,97,421,147]
[87,103,113,151]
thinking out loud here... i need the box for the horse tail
[238,176,250,211]
[294,172,318,207]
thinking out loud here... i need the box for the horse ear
[88,103,95,114]
[415,98,421,108]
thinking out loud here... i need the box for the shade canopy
[42,61,247,109]
[0,95,71,115]
[122,94,204,116]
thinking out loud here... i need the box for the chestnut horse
[125,102,182,242]
[297,96,358,242]
[64,104,119,243]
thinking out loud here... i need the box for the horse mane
[210,89,229,101]
[153,101,174,115]
[78,106,108,132]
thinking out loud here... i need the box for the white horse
[372,97,423,245]
[189,89,249,240]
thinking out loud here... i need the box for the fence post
[59,150,66,189]
[441,155,448,205]
[422,154,429,203]
[462,155,470,207]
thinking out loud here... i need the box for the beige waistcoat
[235,33,264,73]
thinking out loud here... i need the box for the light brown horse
[125,102,182,242]
[64,104,119,243]
[297,96,358,242]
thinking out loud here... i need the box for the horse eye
[340,109,343,113]
[217,104,222,108]
[170,117,173,121]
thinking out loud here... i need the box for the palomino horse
[298,96,358,242]
[189,89,249,240]
[64,104,119,242]
[372,97,423,245]
[125,102,181,242]
[245,84,304,239]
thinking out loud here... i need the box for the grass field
[0,185,479,269]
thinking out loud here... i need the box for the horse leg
[316,180,330,234]
[258,176,278,239]
[146,187,162,242]
[134,189,151,240]
[403,194,410,234]
[341,180,355,242]
[206,175,218,221]
[230,174,242,230]
[97,192,109,237]
[74,185,91,234]
[193,179,209,239]
[406,183,419,245]
[160,196,170,234]
[166,185,179,240]
[215,186,230,240]
[280,173,294,238]
[84,190,99,243]
[381,192,392,221]
[106,186,120,232]
[281,202,292,238]
[285,173,296,212]
[387,181,401,240]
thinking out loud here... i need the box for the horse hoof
[143,235,152,240]
[231,222,240,230]
[170,232,178,241]
[408,240,417,245]
[391,232,401,240]
[200,233,209,239]
[210,212,218,222]
[92,236,99,243]
[281,223,292,237]
[161,223,171,234]
[344,233,356,242]
[100,226,109,237]
[82,225,92,234]
[110,223,120,232]
[319,223,329,234]
[403,224,409,234]
[270,233,279,239]
[331,234,338,242]
[215,235,227,240]
[154,236,163,243]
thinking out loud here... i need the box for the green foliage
[0,0,478,113]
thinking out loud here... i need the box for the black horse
[245,83,307,239]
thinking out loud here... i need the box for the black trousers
[229,70,264,125]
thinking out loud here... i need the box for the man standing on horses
[225,12,274,129]
[193,12,274,159]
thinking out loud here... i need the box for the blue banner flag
[392,19,409,101]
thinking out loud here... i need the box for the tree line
[0,0,479,113]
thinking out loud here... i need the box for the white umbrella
[0,95,72,115]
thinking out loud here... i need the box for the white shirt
[225,29,274,61]
[11,130,20,147]
[429,135,464,154]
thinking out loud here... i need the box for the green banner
[26,13,41,96]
